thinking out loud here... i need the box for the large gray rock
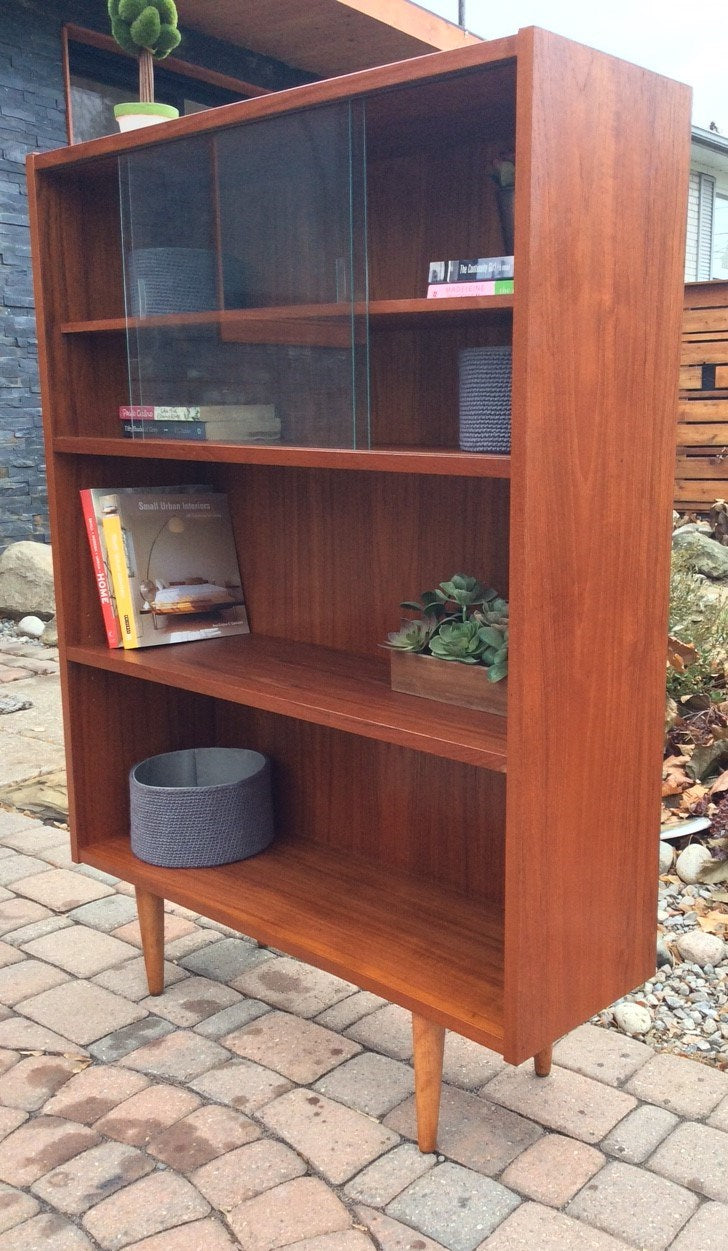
[672,529,728,579]
[0,542,55,619]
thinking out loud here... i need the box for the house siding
[0,0,310,552]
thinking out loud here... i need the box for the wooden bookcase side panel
[503,28,692,1063]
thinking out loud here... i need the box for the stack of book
[427,256,514,298]
[80,485,249,650]
[120,404,281,443]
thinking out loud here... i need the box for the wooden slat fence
[676,280,728,511]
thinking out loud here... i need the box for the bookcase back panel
[219,465,510,655]
[216,705,506,904]
[38,165,124,323]
[369,318,512,448]
[58,336,128,439]
[65,665,216,856]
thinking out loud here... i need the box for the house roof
[174,0,480,77]
[692,124,728,158]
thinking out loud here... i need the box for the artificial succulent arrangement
[385,574,508,682]
[107,0,181,102]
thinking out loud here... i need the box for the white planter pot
[114,103,179,132]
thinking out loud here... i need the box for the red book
[79,488,122,648]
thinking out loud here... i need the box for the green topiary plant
[107,0,181,103]
[384,573,508,682]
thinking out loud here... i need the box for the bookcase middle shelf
[66,635,508,771]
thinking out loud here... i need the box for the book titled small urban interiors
[99,489,249,649]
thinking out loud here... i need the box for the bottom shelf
[82,836,504,1049]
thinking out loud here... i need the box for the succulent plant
[108,0,181,102]
[386,573,509,680]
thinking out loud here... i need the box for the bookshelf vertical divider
[27,28,691,1151]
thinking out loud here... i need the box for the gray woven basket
[126,248,246,316]
[130,747,274,868]
[458,346,512,453]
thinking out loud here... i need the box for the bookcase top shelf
[66,636,508,771]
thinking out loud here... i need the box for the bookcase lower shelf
[80,835,504,1050]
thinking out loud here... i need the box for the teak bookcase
[27,29,690,1151]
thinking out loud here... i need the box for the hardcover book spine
[122,420,206,440]
[119,406,201,421]
[79,490,122,649]
[102,512,139,649]
[426,280,513,298]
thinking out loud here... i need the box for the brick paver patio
[0,670,726,1248]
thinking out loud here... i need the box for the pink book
[427,281,499,298]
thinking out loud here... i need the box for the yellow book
[101,506,139,648]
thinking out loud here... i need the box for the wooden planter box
[390,651,508,716]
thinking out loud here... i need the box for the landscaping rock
[613,1003,652,1036]
[17,615,45,639]
[0,543,55,619]
[675,844,713,885]
[42,617,58,647]
[675,931,725,968]
[672,529,728,578]
[659,843,674,874]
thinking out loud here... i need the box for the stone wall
[0,0,310,552]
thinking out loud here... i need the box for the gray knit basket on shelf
[130,747,273,868]
[126,248,246,316]
[458,346,512,453]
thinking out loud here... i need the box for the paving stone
[708,1094,728,1131]
[385,1084,541,1177]
[12,868,113,911]
[223,1009,360,1083]
[0,1185,38,1235]
[345,1143,436,1207]
[180,937,272,982]
[124,1217,240,1250]
[387,1161,520,1251]
[314,1051,415,1117]
[355,1205,448,1250]
[346,1003,413,1060]
[0,946,23,970]
[0,1117,100,1187]
[0,898,51,937]
[31,1140,155,1214]
[232,955,356,1018]
[552,1022,653,1085]
[89,1016,175,1063]
[260,1087,399,1184]
[315,991,387,1032]
[602,1104,679,1164]
[43,1066,150,1124]
[647,1120,728,1202]
[484,1064,637,1145]
[477,1200,638,1250]
[1,916,71,946]
[567,1160,699,1248]
[1,826,69,853]
[0,1212,95,1250]
[194,998,270,1039]
[163,930,222,961]
[625,1053,728,1119]
[0,1056,16,1080]
[0,1114,27,1146]
[0,855,50,885]
[192,1137,306,1209]
[139,975,242,1027]
[0,956,68,1005]
[147,1103,260,1171]
[443,1035,508,1090]
[0,1054,80,1111]
[189,1058,292,1112]
[118,1028,230,1082]
[19,979,147,1045]
[112,914,198,948]
[0,1017,86,1055]
[67,895,139,932]
[23,926,137,977]
[499,1133,605,1206]
[94,1084,202,1148]
[290,1237,375,1250]
[82,1170,210,1250]
[226,1176,351,1248]
[94,958,188,1002]
[670,1201,728,1251]
[0,812,43,838]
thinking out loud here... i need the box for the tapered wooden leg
[135,887,164,996]
[534,1044,552,1076]
[412,1013,445,1153]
